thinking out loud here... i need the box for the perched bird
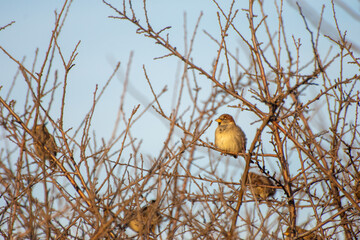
[215,114,246,158]
[123,200,162,235]
[354,182,360,201]
[284,226,322,240]
[32,123,58,165]
[246,172,276,200]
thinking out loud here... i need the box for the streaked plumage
[32,123,58,164]
[123,200,162,235]
[247,172,276,200]
[355,181,360,200]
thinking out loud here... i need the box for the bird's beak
[215,119,221,123]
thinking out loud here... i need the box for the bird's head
[216,114,235,126]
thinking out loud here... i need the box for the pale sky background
[1,0,358,156]
[1,0,360,237]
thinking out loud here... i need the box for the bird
[123,200,162,235]
[284,226,322,240]
[246,172,276,200]
[215,114,246,158]
[32,123,58,166]
[355,180,360,200]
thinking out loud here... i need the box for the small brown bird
[246,172,276,200]
[284,226,322,240]
[215,114,246,158]
[123,200,162,235]
[355,181,360,200]
[32,123,58,165]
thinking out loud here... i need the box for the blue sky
[1,0,360,237]
[1,0,359,188]
[1,1,359,145]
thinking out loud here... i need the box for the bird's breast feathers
[215,126,243,152]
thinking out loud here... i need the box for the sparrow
[355,181,360,200]
[123,200,162,235]
[284,226,322,240]
[32,123,58,165]
[246,172,276,200]
[215,114,246,158]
